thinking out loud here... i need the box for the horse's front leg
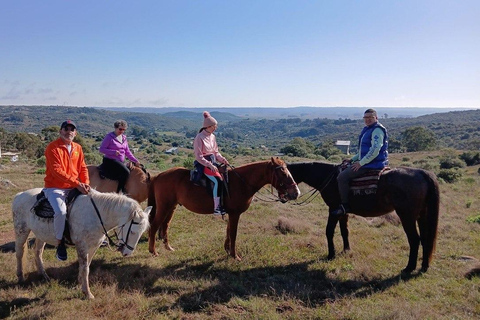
[326,213,340,260]
[77,245,94,299]
[15,230,29,283]
[338,215,350,253]
[225,214,241,261]
[33,239,49,281]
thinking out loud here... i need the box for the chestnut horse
[148,157,301,260]
[88,162,150,203]
[287,162,440,274]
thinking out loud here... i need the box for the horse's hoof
[234,255,242,261]
[150,251,159,257]
[327,254,335,261]
[401,268,414,275]
[165,244,175,251]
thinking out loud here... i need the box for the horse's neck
[88,195,131,230]
[296,163,336,189]
[232,162,269,193]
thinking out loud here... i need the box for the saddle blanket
[350,167,390,196]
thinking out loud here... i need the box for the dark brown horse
[88,162,151,203]
[148,157,301,260]
[287,162,440,274]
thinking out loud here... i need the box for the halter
[90,198,139,251]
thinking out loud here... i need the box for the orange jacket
[44,138,90,189]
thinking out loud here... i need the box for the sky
[1,1,479,109]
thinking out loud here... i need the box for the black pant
[101,157,130,192]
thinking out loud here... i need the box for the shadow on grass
[92,257,423,313]
[1,244,423,315]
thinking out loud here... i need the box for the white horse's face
[117,206,151,256]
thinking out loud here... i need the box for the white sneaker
[213,207,226,216]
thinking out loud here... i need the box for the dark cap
[60,120,77,129]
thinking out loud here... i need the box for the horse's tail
[421,170,440,267]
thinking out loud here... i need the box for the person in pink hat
[193,111,230,215]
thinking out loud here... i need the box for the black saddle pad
[31,189,82,218]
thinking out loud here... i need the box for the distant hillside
[0,105,196,135]
[1,105,480,152]
[95,106,476,120]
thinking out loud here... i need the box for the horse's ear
[144,206,153,215]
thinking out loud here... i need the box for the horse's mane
[88,190,147,221]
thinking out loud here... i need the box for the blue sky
[1,1,478,108]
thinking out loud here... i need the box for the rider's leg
[43,188,69,261]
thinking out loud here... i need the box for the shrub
[440,157,465,169]
[413,159,439,171]
[459,151,480,166]
[437,168,463,183]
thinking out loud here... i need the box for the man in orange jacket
[43,120,90,261]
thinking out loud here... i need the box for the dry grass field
[0,152,479,319]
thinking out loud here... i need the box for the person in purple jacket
[99,120,140,193]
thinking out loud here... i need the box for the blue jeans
[43,188,70,240]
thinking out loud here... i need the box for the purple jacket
[99,132,139,163]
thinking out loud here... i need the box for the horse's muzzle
[279,187,300,203]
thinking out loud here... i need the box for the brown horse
[88,162,151,203]
[148,157,301,260]
[287,162,440,274]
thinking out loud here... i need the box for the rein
[291,164,338,206]
[90,197,138,250]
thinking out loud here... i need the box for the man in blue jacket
[331,108,388,216]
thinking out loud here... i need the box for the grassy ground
[0,153,479,319]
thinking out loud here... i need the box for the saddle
[190,162,229,202]
[350,167,390,196]
[97,161,137,180]
[30,189,82,245]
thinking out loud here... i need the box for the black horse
[287,162,440,274]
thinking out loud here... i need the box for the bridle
[90,198,140,251]
[270,165,298,201]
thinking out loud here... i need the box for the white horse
[12,188,151,299]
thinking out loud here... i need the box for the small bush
[439,157,465,169]
[36,156,46,167]
[459,151,480,166]
[437,168,463,183]
[413,159,439,171]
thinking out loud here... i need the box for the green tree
[280,137,313,157]
[401,126,436,152]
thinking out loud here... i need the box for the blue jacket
[357,122,388,169]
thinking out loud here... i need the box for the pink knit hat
[203,111,218,127]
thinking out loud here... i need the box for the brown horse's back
[88,164,149,203]
[88,165,119,192]
[149,167,215,215]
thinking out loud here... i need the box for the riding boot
[330,203,350,216]
[213,197,225,216]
